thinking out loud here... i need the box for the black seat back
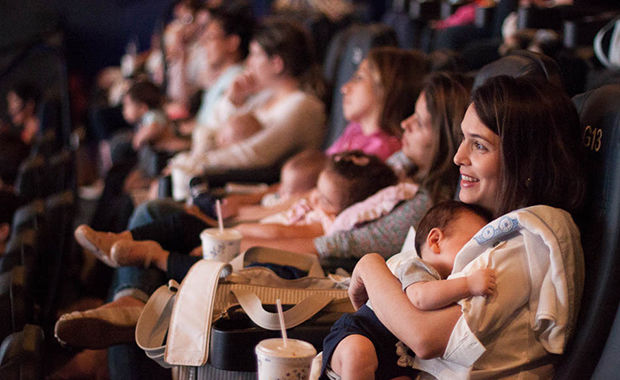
[0,266,32,343]
[14,155,45,201]
[0,324,44,380]
[10,200,44,238]
[46,148,74,194]
[554,83,620,378]
[592,299,620,379]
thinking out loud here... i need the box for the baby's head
[278,149,328,199]
[215,113,262,148]
[311,150,398,217]
[122,80,163,124]
[415,200,492,278]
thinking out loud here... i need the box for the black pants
[130,212,204,282]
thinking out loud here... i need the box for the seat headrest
[473,50,563,89]
[573,84,620,180]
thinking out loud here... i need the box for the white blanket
[452,205,584,354]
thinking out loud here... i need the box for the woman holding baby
[325,76,586,379]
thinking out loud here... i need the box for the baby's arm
[133,121,166,149]
[405,268,496,310]
[234,222,324,240]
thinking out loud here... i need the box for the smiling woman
[340,76,587,379]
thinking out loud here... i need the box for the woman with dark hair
[168,17,326,193]
[334,76,586,378]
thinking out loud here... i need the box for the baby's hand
[466,268,496,296]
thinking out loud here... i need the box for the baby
[322,200,495,380]
[235,151,398,239]
[213,112,262,149]
[121,80,175,151]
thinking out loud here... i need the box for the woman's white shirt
[174,88,325,174]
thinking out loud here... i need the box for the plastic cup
[200,228,242,262]
[255,338,316,380]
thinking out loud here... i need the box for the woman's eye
[473,141,486,151]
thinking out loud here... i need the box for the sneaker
[74,225,131,268]
[54,302,144,349]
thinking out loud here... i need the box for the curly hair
[326,150,398,212]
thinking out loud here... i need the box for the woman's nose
[341,81,350,94]
[453,141,469,166]
[400,115,414,132]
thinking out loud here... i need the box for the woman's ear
[225,34,241,55]
[426,227,443,254]
[271,55,285,76]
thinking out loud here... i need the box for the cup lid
[255,338,316,358]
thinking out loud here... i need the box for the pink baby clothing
[325,122,401,161]
[327,182,419,235]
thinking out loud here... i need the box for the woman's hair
[208,2,254,59]
[326,150,398,212]
[417,72,472,204]
[252,18,323,95]
[126,80,163,109]
[367,46,429,138]
[414,200,492,255]
[472,75,586,216]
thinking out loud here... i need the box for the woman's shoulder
[285,89,325,111]
[512,205,579,235]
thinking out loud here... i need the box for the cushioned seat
[554,83,620,378]
[0,324,44,380]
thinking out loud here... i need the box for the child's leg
[330,334,378,380]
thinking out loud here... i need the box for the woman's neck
[358,119,381,135]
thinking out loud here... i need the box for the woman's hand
[348,254,383,310]
[227,72,258,106]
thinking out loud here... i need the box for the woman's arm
[198,93,325,170]
[314,191,431,259]
[350,253,461,359]
[235,222,323,240]
[405,268,496,310]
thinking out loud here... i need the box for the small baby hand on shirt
[467,268,496,296]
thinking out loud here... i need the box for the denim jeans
[108,199,186,380]
[109,199,186,298]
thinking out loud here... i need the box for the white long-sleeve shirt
[172,89,325,174]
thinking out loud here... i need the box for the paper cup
[171,167,192,201]
[200,228,242,262]
[255,338,316,380]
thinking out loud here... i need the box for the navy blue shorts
[320,305,418,380]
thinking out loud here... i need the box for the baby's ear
[426,228,443,254]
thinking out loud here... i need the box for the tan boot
[74,225,132,268]
[54,296,144,349]
[111,240,165,268]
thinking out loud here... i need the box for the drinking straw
[276,299,288,347]
[215,199,224,234]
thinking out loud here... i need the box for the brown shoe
[111,240,164,268]
[74,225,132,268]
[54,300,144,349]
